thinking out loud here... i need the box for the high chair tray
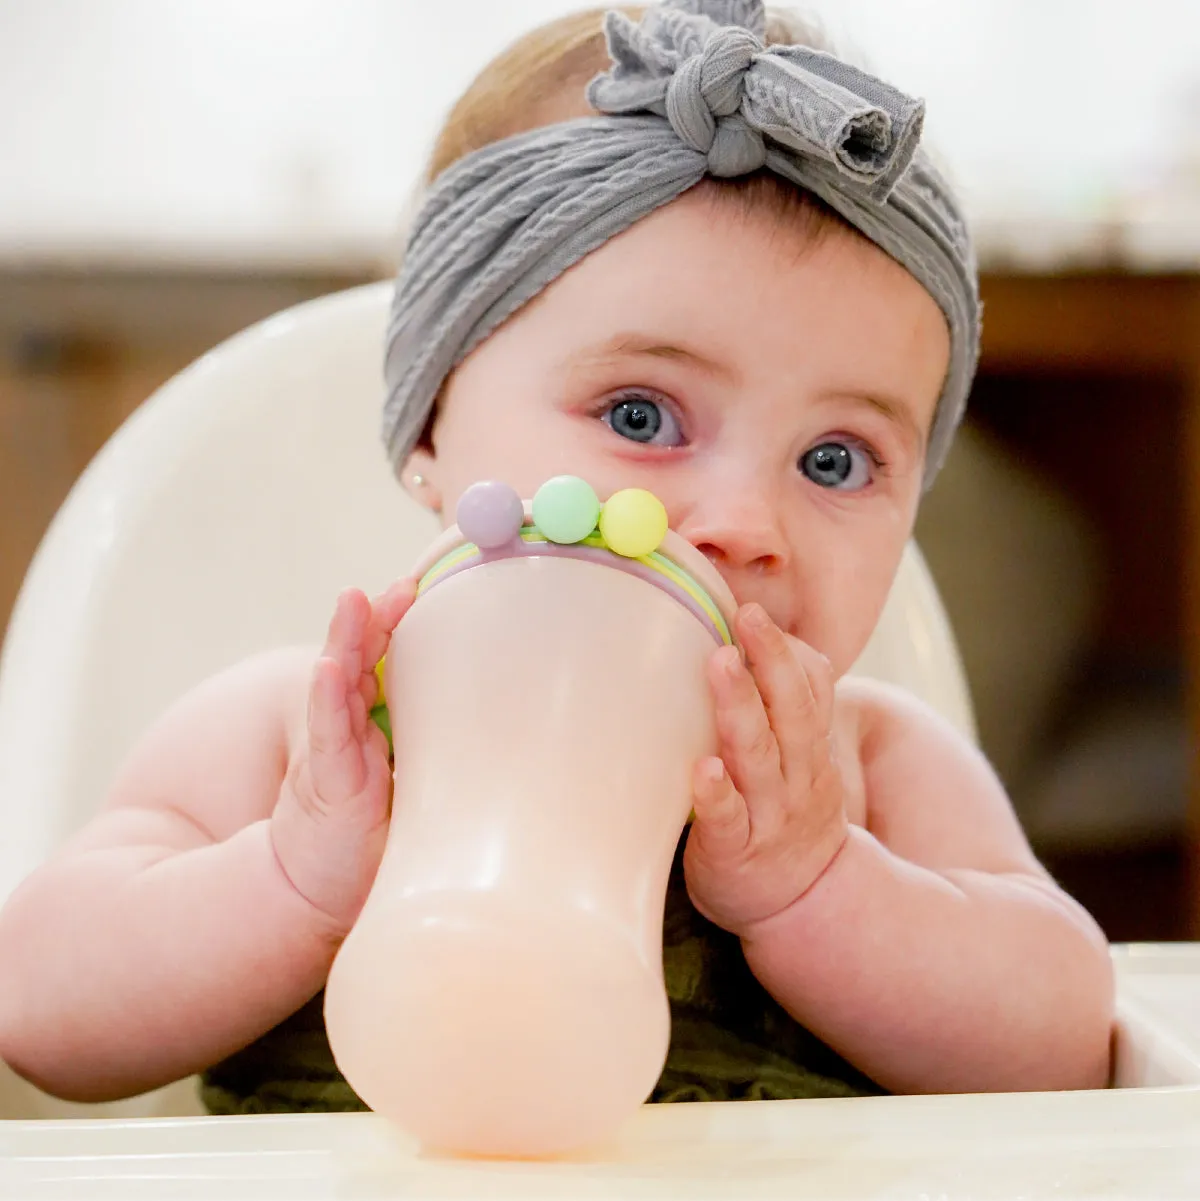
[4,945,1200,1200]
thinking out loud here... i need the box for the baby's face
[412,187,949,677]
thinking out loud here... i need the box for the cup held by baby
[324,478,735,1158]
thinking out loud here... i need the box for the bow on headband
[590,3,924,198]
[382,0,979,487]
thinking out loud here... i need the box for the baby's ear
[401,448,442,515]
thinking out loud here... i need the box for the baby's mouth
[725,591,799,639]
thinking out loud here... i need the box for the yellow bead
[598,488,668,558]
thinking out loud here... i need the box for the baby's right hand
[271,580,417,934]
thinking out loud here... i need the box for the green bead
[531,476,601,544]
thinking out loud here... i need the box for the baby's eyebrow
[837,391,927,452]
[570,333,739,382]
[569,336,928,449]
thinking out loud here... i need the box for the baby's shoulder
[831,675,974,819]
[826,679,938,828]
[832,677,1036,871]
[832,674,971,757]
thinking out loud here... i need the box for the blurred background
[2,0,1199,939]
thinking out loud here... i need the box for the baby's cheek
[818,556,904,677]
[803,610,876,681]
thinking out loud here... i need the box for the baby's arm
[0,584,412,1102]
[743,677,1113,1093]
[686,606,1113,1094]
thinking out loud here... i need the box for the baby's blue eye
[603,396,683,447]
[799,441,872,491]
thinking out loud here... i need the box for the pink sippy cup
[323,477,737,1158]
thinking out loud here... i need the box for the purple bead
[455,480,525,549]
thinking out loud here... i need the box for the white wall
[0,0,1197,266]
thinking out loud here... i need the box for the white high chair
[2,283,1200,1198]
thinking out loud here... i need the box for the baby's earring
[409,473,442,515]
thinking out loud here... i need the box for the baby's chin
[781,621,873,681]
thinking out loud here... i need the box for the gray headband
[383,0,979,488]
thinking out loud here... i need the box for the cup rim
[410,501,739,639]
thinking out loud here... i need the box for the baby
[0,0,1113,1109]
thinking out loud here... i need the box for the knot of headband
[383,0,980,488]
[591,5,923,196]
[663,26,770,177]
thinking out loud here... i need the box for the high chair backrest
[0,281,973,1120]
[0,282,974,909]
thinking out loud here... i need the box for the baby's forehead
[535,208,947,436]
[555,192,945,342]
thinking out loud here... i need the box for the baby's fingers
[363,578,418,667]
[690,757,750,857]
[323,589,371,682]
[323,580,415,715]
[307,656,369,806]
[709,644,782,804]
[737,606,829,784]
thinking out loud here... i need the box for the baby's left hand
[684,604,850,936]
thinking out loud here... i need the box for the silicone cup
[324,512,737,1159]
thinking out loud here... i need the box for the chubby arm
[685,606,1114,1095]
[0,648,331,1102]
[745,677,1113,1093]
[0,584,412,1102]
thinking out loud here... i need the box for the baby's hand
[684,604,849,936]
[271,580,417,933]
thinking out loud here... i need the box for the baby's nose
[679,489,790,575]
